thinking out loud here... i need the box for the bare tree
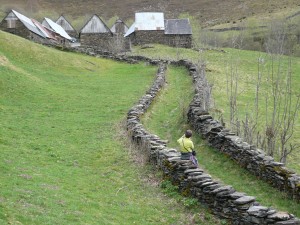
[278,58,300,163]
[263,53,300,163]
[220,16,300,165]
[226,56,240,134]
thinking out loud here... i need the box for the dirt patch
[18,174,33,180]
[0,55,9,66]
[40,183,60,190]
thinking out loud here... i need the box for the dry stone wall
[57,46,300,224]
[185,63,300,203]
[125,60,300,225]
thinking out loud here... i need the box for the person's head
[185,130,192,138]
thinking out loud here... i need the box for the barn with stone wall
[79,14,113,51]
[125,12,193,48]
[110,19,130,51]
[164,19,192,48]
[125,12,165,46]
[0,10,48,44]
[110,19,128,34]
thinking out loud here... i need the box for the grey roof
[44,18,72,40]
[124,12,164,37]
[164,19,192,35]
[80,15,111,34]
[56,15,76,32]
[10,10,45,38]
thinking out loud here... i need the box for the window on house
[7,20,16,28]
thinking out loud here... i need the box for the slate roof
[164,19,192,35]
[56,15,76,32]
[80,14,111,34]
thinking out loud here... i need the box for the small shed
[0,10,46,43]
[110,19,130,51]
[125,12,165,46]
[110,19,128,34]
[56,15,78,38]
[164,19,193,48]
[42,17,72,44]
[79,14,113,50]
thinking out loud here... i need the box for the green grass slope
[0,31,224,224]
[141,64,300,217]
[131,45,300,173]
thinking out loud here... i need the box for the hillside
[1,24,300,223]
[0,31,225,224]
[129,44,300,174]
[1,0,300,28]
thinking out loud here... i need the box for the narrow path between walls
[68,47,300,224]
[125,60,300,225]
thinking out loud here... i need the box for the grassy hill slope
[0,31,224,224]
[139,57,300,217]
[130,44,300,173]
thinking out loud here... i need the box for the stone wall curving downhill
[63,46,299,224]
[125,60,300,225]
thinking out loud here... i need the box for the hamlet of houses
[0,10,193,51]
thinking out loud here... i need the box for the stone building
[110,19,130,51]
[125,12,193,48]
[110,19,128,34]
[0,10,50,44]
[56,15,78,38]
[125,12,165,46]
[164,19,192,48]
[79,14,113,51]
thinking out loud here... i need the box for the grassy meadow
[130,44,300,173]
[141,65,300,217]
[0,31,226,224]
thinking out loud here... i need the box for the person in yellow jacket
[177,130,195,160]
